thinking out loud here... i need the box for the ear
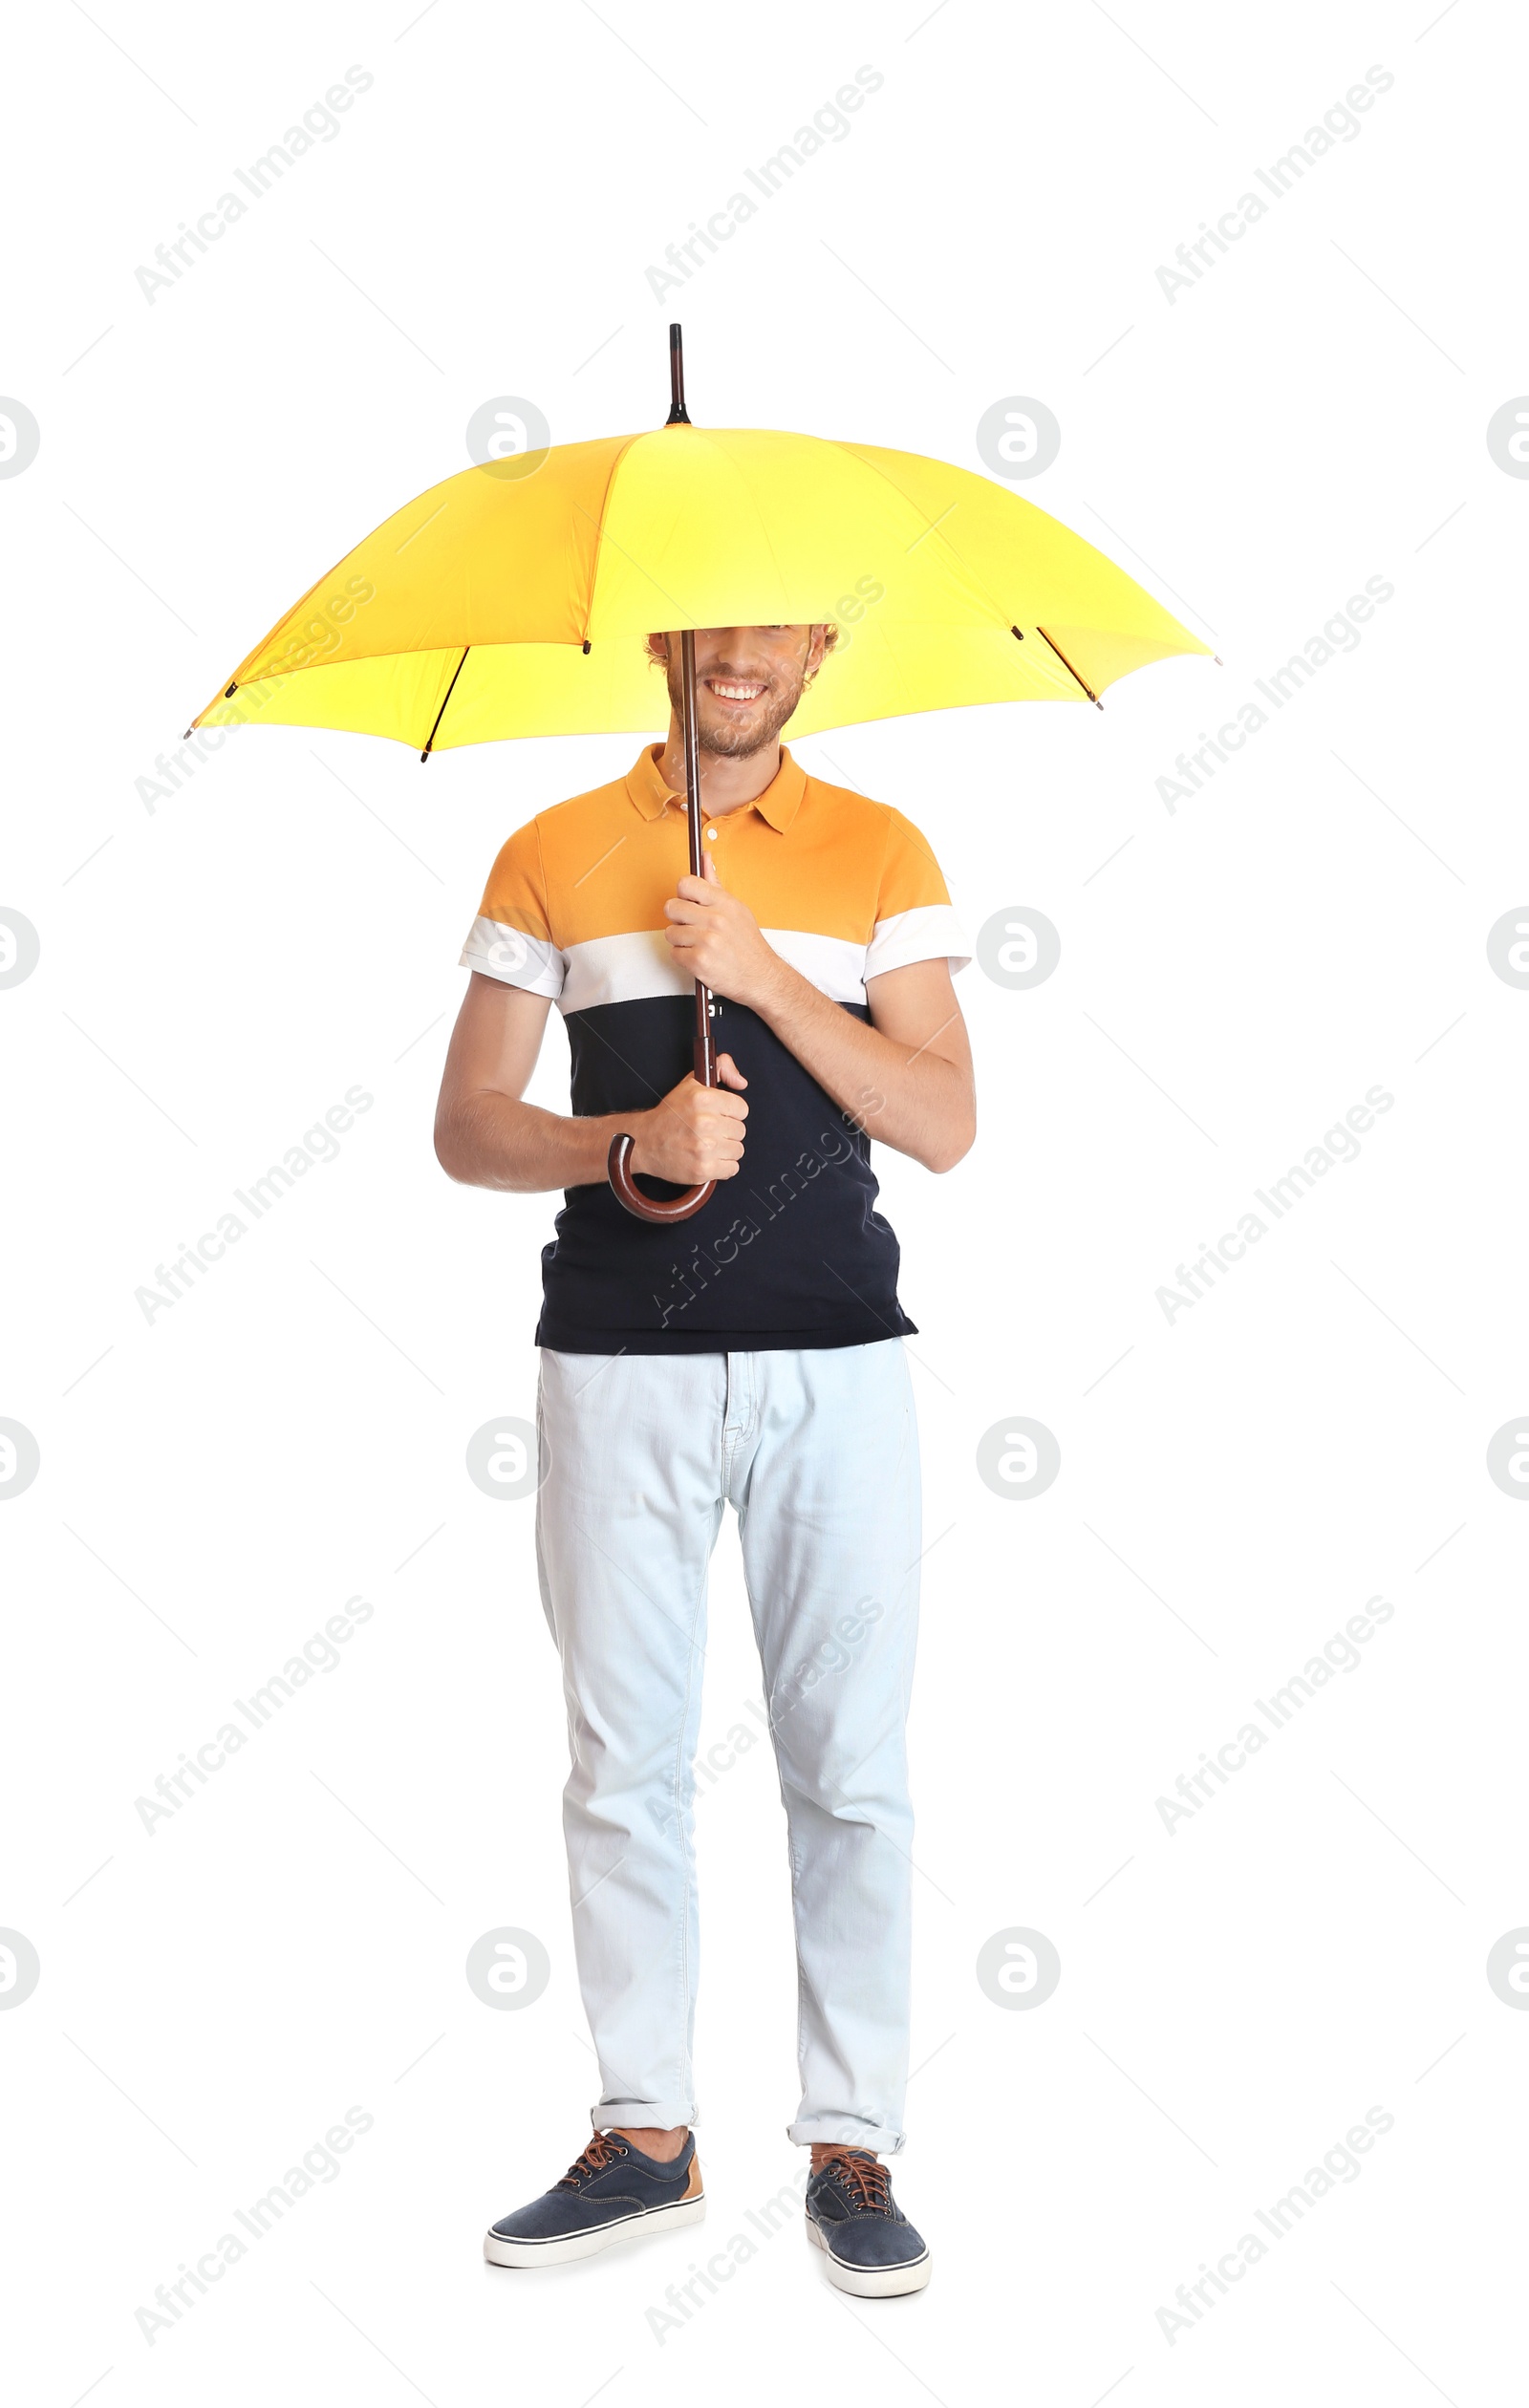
[645,632,672,667]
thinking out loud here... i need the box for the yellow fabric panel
[584,427,993,634]
[196,648,463,745]
[227,436,634,684]
[1037,622,1198,698]
[834,442,1194,642]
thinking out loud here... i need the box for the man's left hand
[663,854,783,1009]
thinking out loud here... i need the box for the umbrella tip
[666,322,691,425]
[182,727,192,741]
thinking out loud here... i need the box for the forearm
[750,959,973,1171]
[435,1089,629,1192]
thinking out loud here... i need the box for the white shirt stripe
[459,915,565,997]
[461,910,970,1011]
[866,902,971,981]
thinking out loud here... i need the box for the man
[435,621,974,2297]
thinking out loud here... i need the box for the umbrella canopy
[190,424,1210,755]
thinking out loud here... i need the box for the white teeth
[711,680,764,699]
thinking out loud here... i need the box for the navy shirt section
[533,994,916,1355]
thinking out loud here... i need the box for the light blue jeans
[535,1340,921,2155]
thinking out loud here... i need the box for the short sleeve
[458,820,565,998]
[865,807,970,981]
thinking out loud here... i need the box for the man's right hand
[628,1054,748,1185]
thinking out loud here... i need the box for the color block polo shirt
[459,742,968,1354]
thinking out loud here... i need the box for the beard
[661,647,808,759]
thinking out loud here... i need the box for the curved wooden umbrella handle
[607,1130,715,1223]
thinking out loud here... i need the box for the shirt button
[704,827,718,841]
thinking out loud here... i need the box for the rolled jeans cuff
[597,2098,697,2135]
[788,2116,906,2157]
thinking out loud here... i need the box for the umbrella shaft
[680,627,717,1089]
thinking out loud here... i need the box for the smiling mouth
[705,677,769,706]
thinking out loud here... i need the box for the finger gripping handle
[608,1131,715,1224]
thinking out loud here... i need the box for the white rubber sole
[806,2211,932,2296]
[484,2192,705,2268]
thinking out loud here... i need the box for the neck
[657,717,781,817]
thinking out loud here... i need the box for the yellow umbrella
[187,326,1211,1220]
[190,345,1207,755]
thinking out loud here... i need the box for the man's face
[650,624,830,759]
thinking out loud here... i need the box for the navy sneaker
[484,2130,704,2268]
[805,2148,931,2295]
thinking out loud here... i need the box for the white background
[3,1,1525,2400]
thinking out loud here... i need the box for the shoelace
[821,2148,892,2213]
[555,2131,629,2189]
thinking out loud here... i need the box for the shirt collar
[625,742,808,832]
